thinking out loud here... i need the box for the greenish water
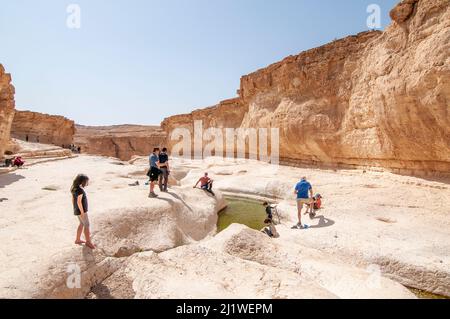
[218,197,449,299]
[408,288,449,299]
[217,196,266,232]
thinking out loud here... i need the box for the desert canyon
[0,0,449,299]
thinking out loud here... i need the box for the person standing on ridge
[148,148,161,198]
[158,147,170,192]
[71,174,96,249]
[293,176,314,229]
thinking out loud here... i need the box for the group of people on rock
[70,148,322,249]
[69,144,82,154]
[70,147,217,249]
[147,147,171,197]
[261,176,323,237]
[146,147,215,198]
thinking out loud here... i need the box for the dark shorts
[201,183,211,189]
[149,166,161,182]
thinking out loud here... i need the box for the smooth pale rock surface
[203,224,413,299]
[11,110,75,147]
[95,246,337,299]
[90,224,414,299]
[0,64,15,159]
[0,155,224,298]
[0,154,443,299]
[161,0,450,176]
[177,157,450,296]
[74,124,167,161]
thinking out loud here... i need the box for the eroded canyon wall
[161,0,450,176]
[0,64,15,158]
[11,111,75,147]
[74,125,167,161]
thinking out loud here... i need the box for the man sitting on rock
[193,172,215,196]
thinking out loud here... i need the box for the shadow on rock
[0,173,25,189]
[309,215,335,229]
[167,192,194,212]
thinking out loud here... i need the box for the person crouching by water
[261,218,279,238]
[193,172,215,196]
[71,174,96,249]
[148,148,161,198]
[263,201,274,220]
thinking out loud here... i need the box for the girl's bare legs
[75,223,85,244]
[84,227,96,249]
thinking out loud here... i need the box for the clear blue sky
[0,0,398,126]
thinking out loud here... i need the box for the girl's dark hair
[153,147,160,153]
[71,174,89,194]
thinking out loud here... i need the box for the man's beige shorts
[297,198,312,207]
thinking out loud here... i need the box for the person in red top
[13,156,24,168]
[193,172,215,196]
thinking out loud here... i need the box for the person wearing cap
[293,176,314,229]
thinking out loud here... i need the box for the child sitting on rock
[306,193,322,218]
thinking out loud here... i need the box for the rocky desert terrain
[10,110,75,147]
[162,0,450,177]
[0,0,449,299]
[5,153,448,299]
[74,124,167,161]
[0,64,15,158]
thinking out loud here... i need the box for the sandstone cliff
[11,110,75,147]
[74,125,167,161]
[0,64,15,159]
[161,0,450,176]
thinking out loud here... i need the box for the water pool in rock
[217,196,266,232]
[408,288,449,299]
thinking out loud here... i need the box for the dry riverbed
[0,155,448,298]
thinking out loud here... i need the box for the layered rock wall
[0,65,15,158]
[161,0,450,176]
[74,125,167,161]
[11,111,75,147]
